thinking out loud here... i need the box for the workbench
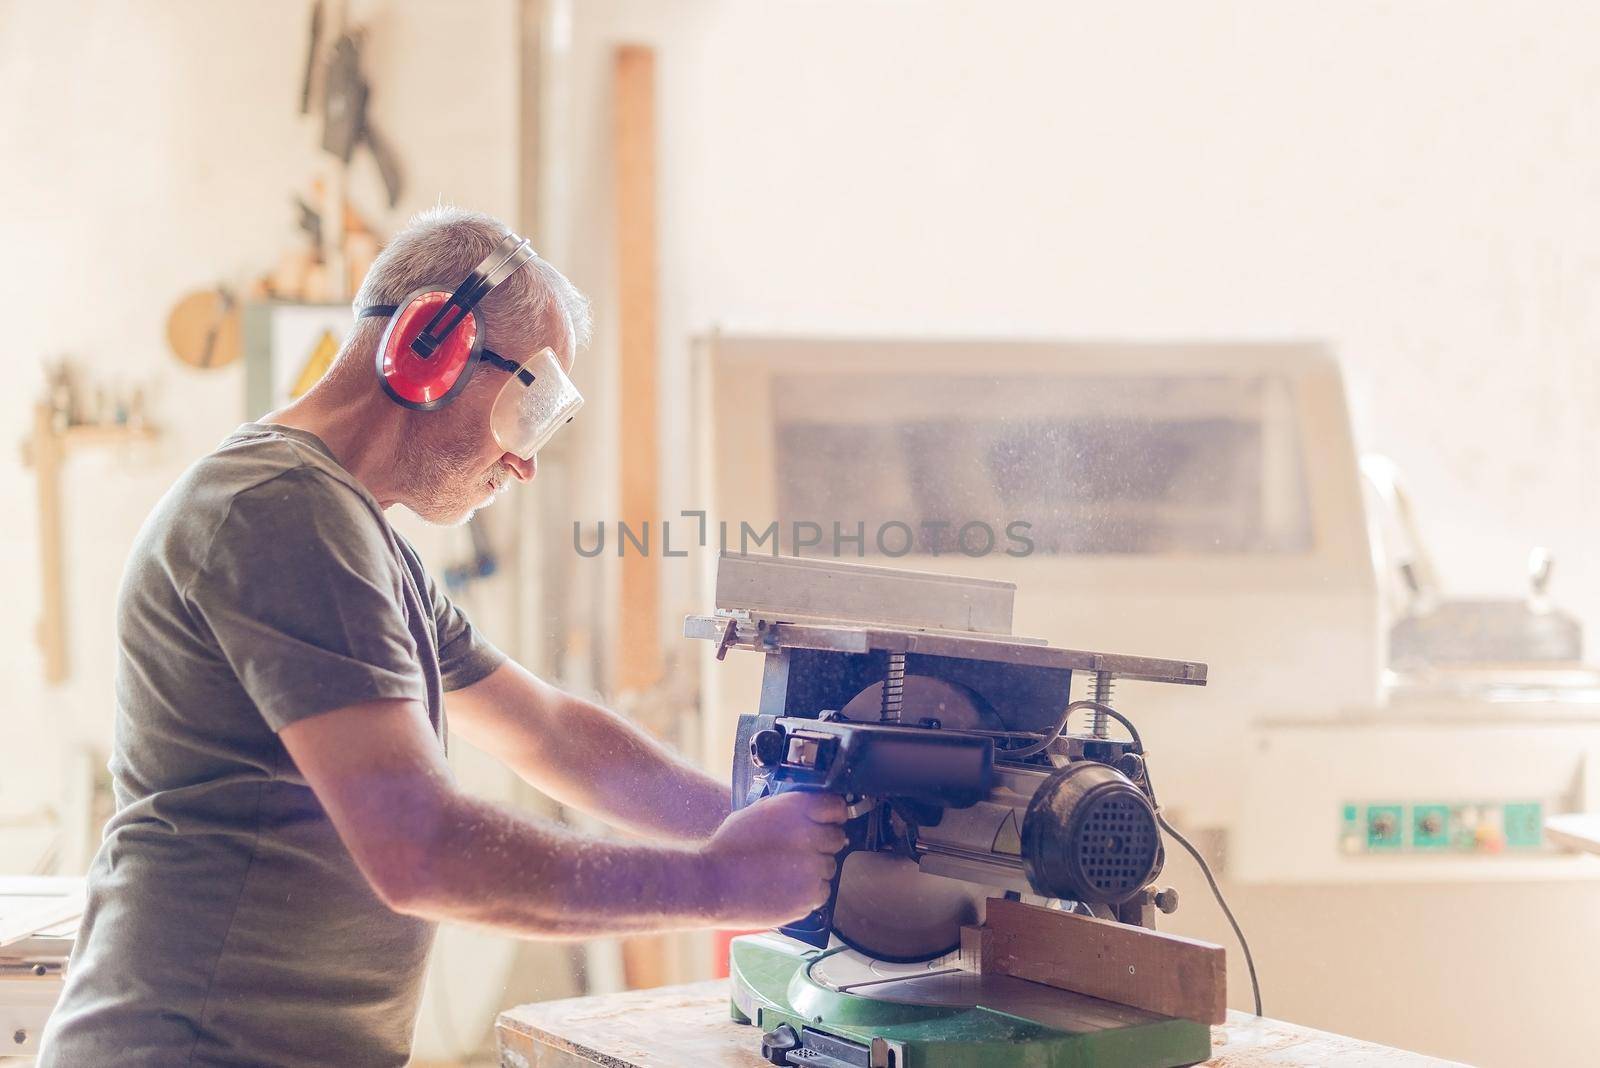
[497,981,1464,1067]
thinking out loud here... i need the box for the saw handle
[771,785,863,948]
[779,848,848,948]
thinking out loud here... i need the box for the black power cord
[1155,809,1263,1017]
[1009,699,1264,1017]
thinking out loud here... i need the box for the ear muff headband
[413,235,535,358]
[360,232,537,411]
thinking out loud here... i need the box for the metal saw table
[496,981,1463,1068]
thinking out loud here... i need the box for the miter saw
[688,553,1220,1068]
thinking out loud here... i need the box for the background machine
[695,336,1600,1064]
[688,553,1238,1068]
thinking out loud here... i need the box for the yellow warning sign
[993,810,1022,856]
[291,329,338,398]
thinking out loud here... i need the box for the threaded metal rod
[1092,672,1115,738]
[881,652,907,723]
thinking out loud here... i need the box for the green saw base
[729,934,1210,1068]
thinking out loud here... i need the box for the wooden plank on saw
[975,896,1227,1025]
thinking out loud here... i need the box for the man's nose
[503,453,536,483]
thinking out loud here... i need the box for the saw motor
[731,700,1164,960]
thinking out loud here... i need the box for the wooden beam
[972,897,1227,1025]
[613,43,661,697]
[26,402,67,684]
[613,42,668,992]
[22,411,160,686]
[516,0,543,238]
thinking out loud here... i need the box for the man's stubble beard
[401,420,510,527]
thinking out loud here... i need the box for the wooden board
[27,402,67,684]
[495,980,1465,1067]
[713,552,1017,636]
[976,896,1227,1025]
[613,43,662,698]
[613,42,668,993]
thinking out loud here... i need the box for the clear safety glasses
[485,347,584,460]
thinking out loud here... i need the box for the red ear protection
[358,232,537,412]
[373,289,482,409]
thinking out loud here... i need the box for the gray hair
[349,205,591,367]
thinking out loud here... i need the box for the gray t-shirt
[40,423,505,1068]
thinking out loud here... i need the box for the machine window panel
[772,372,1313,555]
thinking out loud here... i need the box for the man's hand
[697,792,849,928]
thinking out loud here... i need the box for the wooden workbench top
[496,980,1464,1067]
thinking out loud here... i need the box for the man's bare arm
[279,698,842,938]
[447,661,730,841]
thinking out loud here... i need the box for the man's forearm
[519,694,731,840]
[393,789,723,937]
[449,663,732,840]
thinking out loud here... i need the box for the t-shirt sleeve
[185,469,428,732]
[418,552,506,692]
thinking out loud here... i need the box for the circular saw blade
[839,675,1001,731]
[829,675,1004,961]
[830,851,990,963]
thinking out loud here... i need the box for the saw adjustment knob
[750,728,786,769]
[760,1022,800,1064]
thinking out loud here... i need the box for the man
[41,208,846,1067]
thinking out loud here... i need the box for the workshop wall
[0,0,520,878]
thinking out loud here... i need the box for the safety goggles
[482,346,584,460]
